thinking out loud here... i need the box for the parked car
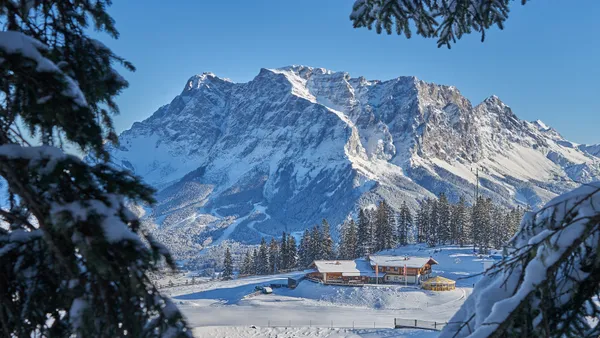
[254,286,273,294]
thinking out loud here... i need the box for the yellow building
[421,276,456,291]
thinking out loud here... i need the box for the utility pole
[476,167,480,200]
[472,167,480,201]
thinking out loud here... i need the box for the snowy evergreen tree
[490,205,505,250]
[0,1,190,336]
[257,238,269,275]
[321,219,334,259]
[310,225,323,260]
[222,248,233,280]
[397,201,411,245]
[438,193,451,244]
[268,238,279,274]
[241,250,253,275]
[510,207,524,235]
[441,183,600,338]
[375,200,395,251]
[357,209,373,256]
[501,210,514,246]
[298,229,312,268]
[428,199,440,246]
[453,197,470,247]
[287,235,297,269]
[350,0,527,48]
[338,219,349,259]
[252,248,260,275]
[417,198,431,243]
[280,232,289,270]
[339,218,359,259]
[472,197,493,253]
[471,197,483,251]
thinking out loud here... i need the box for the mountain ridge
[108,65,600,255]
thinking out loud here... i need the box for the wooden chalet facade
[368,255,438,285]
[307,260,378,285]
[307,255,438,286]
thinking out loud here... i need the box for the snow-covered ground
[167,245,492,337]
[192,326,438,338]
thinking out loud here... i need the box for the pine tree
[257,238,269,275]
[502,210,513,246]
[471,197,483,252]
[338,219,348,259]
[268,238,279,274]
[453,197,470,246]
[298,229,312,268]
[0,2,189,336]
[339,219,349,259]
[347,219,359,258]
[222,248,233,280]
[338,218,360,259]
[428,199,440,246]
[398,201,413,245]
[481,198,493,253]
[375,201,395,251]
[510,207,523,235]
[280,232,288,270]
[252,248,260,275]
[287,235,297,268]
[310,225,323,260]
[472,197,493,254]
[417,198,431,243]
[321,219,334,260]
[357,209,373,256]
[491,205,506,250]
[405,204,414,243]
[438,193,451,244]
[241,250,253,275]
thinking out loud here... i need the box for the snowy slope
[108,65,600,251]
[166,245,485,337]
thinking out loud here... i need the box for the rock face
[108,66,600,249]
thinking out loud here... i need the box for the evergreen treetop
[0,1,189,336]
[222,248,233,280]
[350,0,529,48]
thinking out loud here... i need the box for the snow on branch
[0,31,88,107]
[350,0,525,48]
[440,182,600,337]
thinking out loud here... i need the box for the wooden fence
[394,318,447,331]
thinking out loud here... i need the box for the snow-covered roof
[312,259,377,277]
[369,255,438,268]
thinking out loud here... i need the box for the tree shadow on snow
[173,282,265,304]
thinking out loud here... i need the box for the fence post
[415,319,417,327]
[435,322,437,329]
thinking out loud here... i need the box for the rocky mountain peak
[109,66,600,253]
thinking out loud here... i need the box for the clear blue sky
[97,0,600,144]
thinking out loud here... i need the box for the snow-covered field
[166,245,492,337]
[192,326,438,338]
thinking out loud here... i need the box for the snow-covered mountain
[108,65,600,248]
